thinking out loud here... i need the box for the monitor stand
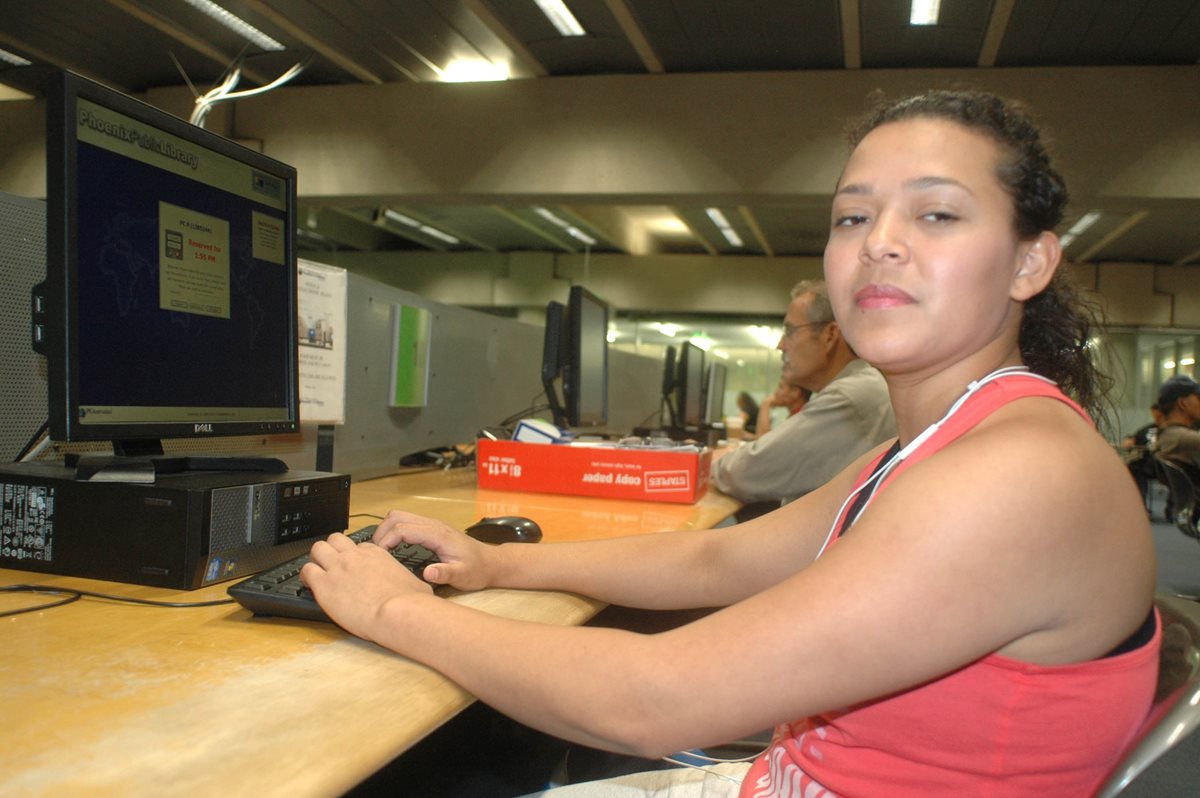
[67,440,288,483]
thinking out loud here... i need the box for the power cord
[0,584,235,618]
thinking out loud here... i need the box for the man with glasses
[712,280,896,512]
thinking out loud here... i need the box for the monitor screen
[561,285,609,428]
[675,341,706,429]
[35,71,299,454]
[703,362,727,425]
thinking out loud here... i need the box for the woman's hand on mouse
[300,532,433,642]
[372,509,495,591]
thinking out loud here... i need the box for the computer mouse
[464,516,543,544]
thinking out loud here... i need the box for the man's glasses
[782,321,829,339]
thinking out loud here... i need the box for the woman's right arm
[372,454,871,610]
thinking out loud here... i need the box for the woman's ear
[1011,231,1061,301]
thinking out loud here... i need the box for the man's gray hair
[790,279,834,324]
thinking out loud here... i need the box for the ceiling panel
[1,0,1198,270]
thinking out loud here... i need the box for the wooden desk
[0,469,738,798]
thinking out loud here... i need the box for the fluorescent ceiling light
[440,59,509,82]
[711,349,730,360]
[182,0,285,51]
[535,206,597,246]
[566,227,597,246]
[654,323,679,338]
[1181,357,1196,366]
[705,207,744,247]
[1068,211,1102,236]
[910,0,941,25]
[689,336,714,352]
[606,328,618,343]
[0,47,31,66]
[382,208,460,245]
[747,324,782,349]
[534,0,586,36]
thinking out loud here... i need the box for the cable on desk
[0,584,235,618]
[15,420,50,462]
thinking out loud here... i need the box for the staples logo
[194,423,214,433]
[645,470,690,493]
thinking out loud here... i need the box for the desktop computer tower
[0,463,351,589]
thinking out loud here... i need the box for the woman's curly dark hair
[845,89,1113,422]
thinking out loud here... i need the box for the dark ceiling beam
[739,207,774,257]
[245,0,383,84]
[467,0,549,77]
[605,0,664,73]
[490,206,577,252]
[978,0,1016,68]
[672,206,718,255]
[839,0,861,70]
[1077,211,1149,263]
[106,0,270,85]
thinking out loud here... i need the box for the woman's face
[823,117,1046,379]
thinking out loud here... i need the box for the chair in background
[1093,593,1200,797]
[1151,456,1200,541]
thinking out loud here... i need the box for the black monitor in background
[660,344,678,427]
[675,341,706,429]
[703,362,728,426]
[540,286,609,429]
[541,300,567,427]
[32,70,299,475]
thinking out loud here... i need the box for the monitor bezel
[40,70,301,445]
[561,285,609,429]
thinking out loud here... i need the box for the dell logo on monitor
[194,423,214,433]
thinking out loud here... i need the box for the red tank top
[739,374,1160,798]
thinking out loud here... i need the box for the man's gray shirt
[711,359,897,504]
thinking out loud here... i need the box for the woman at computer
[302,90,1159,797]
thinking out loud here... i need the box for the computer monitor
[660,344,678,427]
[541,299,567,427]
[562,286,609,428]
[32,70,299,467]
[675,341,706,429]
[703,362,727,426]
[540,286,609,429]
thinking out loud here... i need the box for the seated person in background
[1122,405,1163,510]
[740,380,808,441]
[736,391,760,436]
[1153,375,1200,474]
[710,280,896,505]
[301,90,1159,798]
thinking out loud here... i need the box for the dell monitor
[33,70,299,472]
[675,341,706,429]
[703,362,728,426]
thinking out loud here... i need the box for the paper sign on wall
[297,259,348,424]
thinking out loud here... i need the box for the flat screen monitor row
[660,342,727,430]
[538,290,728,433]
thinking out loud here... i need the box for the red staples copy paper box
[475,440,711,504]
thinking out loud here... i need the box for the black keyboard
[226,525,439,623]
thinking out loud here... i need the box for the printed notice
[297,259,348,424]
[252,210,285,265]
[159,201,231,319]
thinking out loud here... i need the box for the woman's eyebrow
[835,175,974,197]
